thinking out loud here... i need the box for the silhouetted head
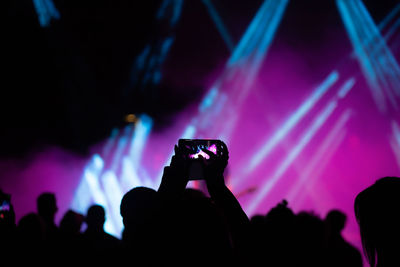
[354,176,400,267]
[120,187,159,228]
[37,192,58,220]
[17,212,45,243]
[86,204,106,230]
[265,199,295,224]
[59,210,84,235]
[120,187,161,256]
[325,209,346,235]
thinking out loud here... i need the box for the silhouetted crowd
[1,142,399,266]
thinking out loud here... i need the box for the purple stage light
[1,2,400,263]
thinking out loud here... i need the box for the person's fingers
[174,144,178,154]
[170,155,176,166]
[174,144,188,160]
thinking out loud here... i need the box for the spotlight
[125,114,138,124]
[32,0,60,27]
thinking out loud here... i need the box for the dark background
[1,0,398,158]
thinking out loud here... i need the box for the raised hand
[158,144,189,198]
[200,141,229,187]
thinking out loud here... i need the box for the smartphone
[178,139,224,159]
[178,139,226,180]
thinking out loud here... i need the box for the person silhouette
[120,186,162,263]
[58,209,85,257]
[83,204,120,255]
[247,200,296,267]
[324,209,362,267]
[37,192,59,245]
[354,176,400,267]
[295,211,325,267]
[17,212,46,258]
[156,140,248,264]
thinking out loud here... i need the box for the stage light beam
[227,0,274,66]
[286,109,352,205]
[337,0,400,113]
[243,71,339,177]
[100,170,124,237]
[246,100,338,215]
[128,114,153,166]
[202,0,235,51]
[338,78,356,99]
[32,0,60,27]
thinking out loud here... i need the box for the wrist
[158,166,188,197]
[206,174,226,190]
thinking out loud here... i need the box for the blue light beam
[337,0,387,112]
[228,0,275,66]
[128,114,153,166]
[202,0,235,51]
[100,170,124,237]
[246,100,339,215]
[120,114,154,190]
[352,0,400,99]
[32,0,60,27]
[286,109,352,204]
[337,0,400,112]
[243,71,339,177]
[337,77,356,99]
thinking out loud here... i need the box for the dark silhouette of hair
[354,176,400,267]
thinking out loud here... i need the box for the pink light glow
[0,9,399,264]
[189,143,217,159]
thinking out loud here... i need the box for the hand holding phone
[201,143,229,184]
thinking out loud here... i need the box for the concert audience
[1,142,398,266]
